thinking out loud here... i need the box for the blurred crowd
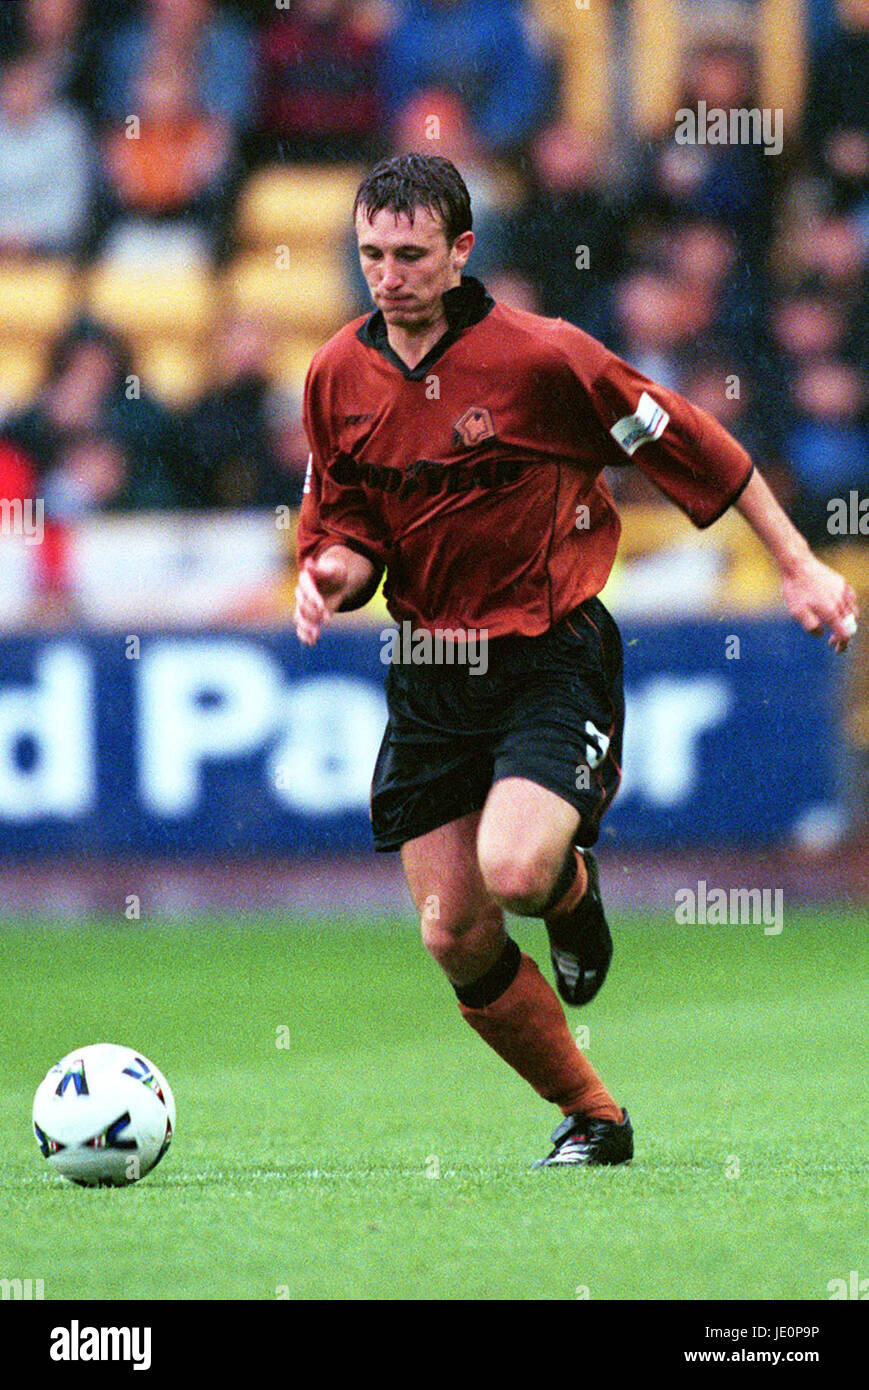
[0,0,866,549]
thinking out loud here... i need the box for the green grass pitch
[0,907,866,1300]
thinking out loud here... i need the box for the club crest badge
[453,406,496,447]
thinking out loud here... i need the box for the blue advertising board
[0,621,845,857]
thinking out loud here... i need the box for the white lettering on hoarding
[0,647,95,818]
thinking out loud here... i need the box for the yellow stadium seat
[614,502,780,613]
[529,0,614,135]
[225,252,350,335]
[0,260,78,337]
[237,165,364,250]
[0,340,47,412]
[817,542,869,595]
[85,264,218,339]
[136,339,206,407]
[613,501,692,555]
[626,0,682,139]
[757,0,806,128]
[270,335,328,394]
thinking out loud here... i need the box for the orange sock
[458,951,621,1120]
[545,847,588,920]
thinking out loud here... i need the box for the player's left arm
[555,320,860,653]
[734,468,859,654]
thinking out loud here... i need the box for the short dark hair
[353,153,472,246]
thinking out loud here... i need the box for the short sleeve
[556,322,755,528]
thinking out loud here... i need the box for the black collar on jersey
[356,275,495,381]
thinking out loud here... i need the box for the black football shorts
[370,596,624,852]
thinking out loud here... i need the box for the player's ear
[451,230,475,270]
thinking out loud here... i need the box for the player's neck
[385,303,450,371]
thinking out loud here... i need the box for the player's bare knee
[424,928,471,976]
[420,905,500,972]
[478,845,555,916]
[420,909,476,958]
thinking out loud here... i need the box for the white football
[33,1044,175,1187]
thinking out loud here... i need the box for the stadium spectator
[786,357,869,546]
[503,121,625,337]
[778,213,865,295]
[639,40,777,266]
[0,439,37,506]
[0,436,69,604]
[253,0,388,164]
[801,217,866,320]
[8,0,99,117]
[393,90,511,278]
[41,433,135,519]
[0,52,91,256]
[770,211,866,377]
[610,268,687,391]
[182,316,301,509]
[383,0,555,155]
[1,317,179,512]
[804,0,868,216]
[770,289,850,366]
[97,54,235,265]
[664,218,762,360]
[97,0,254,131]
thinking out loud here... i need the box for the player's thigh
[401,810,502,937]
[477,777,579,901]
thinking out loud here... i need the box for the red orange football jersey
[297,277,753,637]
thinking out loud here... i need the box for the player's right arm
[294,354,388,646]
[294,546,378,647]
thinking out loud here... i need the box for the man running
[294,154,858,1168]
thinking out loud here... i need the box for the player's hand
[780,552,859,654]
[293,553,349,646]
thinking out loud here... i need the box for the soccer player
[293,154,859,1168]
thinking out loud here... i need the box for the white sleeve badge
[610,391,670,456]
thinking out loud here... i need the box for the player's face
[355,206,474,329]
